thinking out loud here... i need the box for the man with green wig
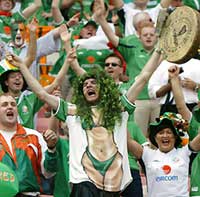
[6,39,163,195]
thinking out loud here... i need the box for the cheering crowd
[1,0,200,197]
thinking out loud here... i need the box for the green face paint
[11,23,26,47]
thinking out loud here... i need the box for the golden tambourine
[159,6,200,63]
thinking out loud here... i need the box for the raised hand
[67,12,80,28]
[67,46,77,64]
[168,65,180,79]
[92,0,106,22]
[27,17,38,33]
[5,53,24,68]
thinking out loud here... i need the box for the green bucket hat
[0,59,27,92]
[0,59,19,75]
[149,115,182,148]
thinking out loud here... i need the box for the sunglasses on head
[105,63,120,67]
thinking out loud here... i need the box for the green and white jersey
[16,90,44,129]
[54,138,70,197]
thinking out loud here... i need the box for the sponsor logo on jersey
[155,175,178,182]
[155,164,178,182]
[162,165,171,174]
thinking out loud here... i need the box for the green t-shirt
[188,115,200,140]
[16,91,44,129]
[190,152,200,196]
[54,138,70,197]
[189,115,200,196]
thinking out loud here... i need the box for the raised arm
[68,47,86,76]
[169,65,191,120]
[42,26,69,92]
[7,54,59,110]
[126,49,163,103]
[60,24,86,76]
[51,0,65,25]
[127,131,143,159]
[24,19,38,67]
[93,0,119,47]
[22,0,42,19]
[47,87,65,133]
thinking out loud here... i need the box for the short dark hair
[104,53,123,67]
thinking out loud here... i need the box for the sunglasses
[105,63,121,67]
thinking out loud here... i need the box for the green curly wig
[72,68,122,132]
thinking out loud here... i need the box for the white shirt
[142,145,191,197]
[148,59,200,104]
